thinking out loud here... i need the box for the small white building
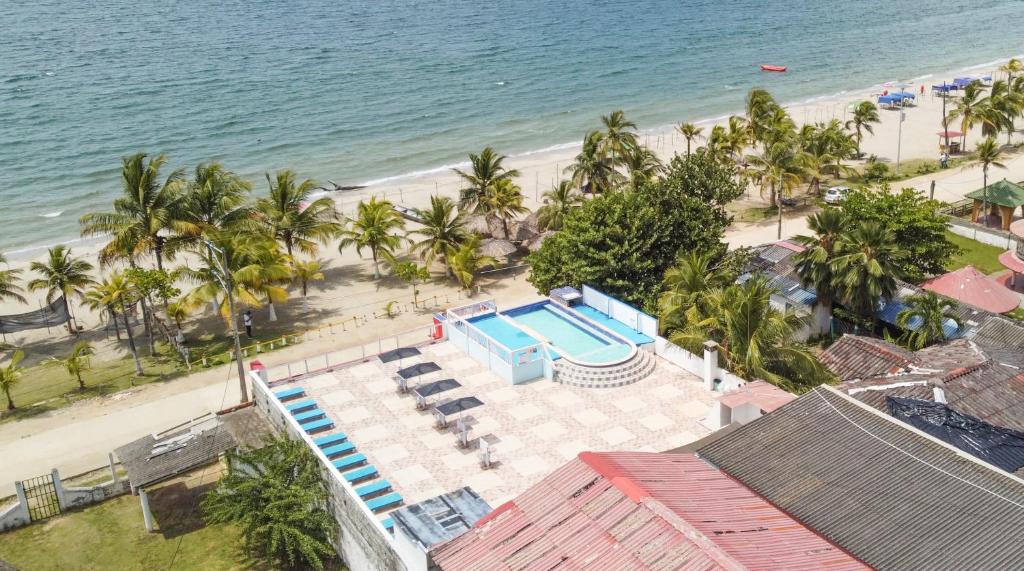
[704,381,796,430]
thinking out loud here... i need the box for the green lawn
[0,475,258,571]
[944,231,1007,275]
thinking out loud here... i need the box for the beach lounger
[285,399,316,414]
[343,465,378,484]
[314,433,348,448]
[321,441,356,458]
[355,480,392,499]
[292,411,323,425]
[273,387,305,401]
[365,492,403,512]
[303,418,334,434]
[381,517,394,532]
[332,453,367,471]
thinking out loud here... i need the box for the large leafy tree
[831,221,902,319]
[28,246,95,335]
[453,147,520,213]
[529,150,742,308]
[838,187,957,282]
[202,438,338,571]
[537,181,583,231]
[897,291,961,350]
[844,101,880,157]
[80,153,185,269]
[411,195,467,275]
[338,196,406,279]
[0,349,26,411]
[256,170,342,257]
[666,276,832,392]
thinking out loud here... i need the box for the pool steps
[552,347,656,388]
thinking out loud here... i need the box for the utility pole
[896,107,905,175]
[204,240,248,403]
[941,82,950,151]
[776,174,784,240]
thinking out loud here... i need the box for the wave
[38,211,62,218]
[360,160,472,187]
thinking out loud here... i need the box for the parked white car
[824,186,850,205]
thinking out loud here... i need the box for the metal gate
[21,473,61,521]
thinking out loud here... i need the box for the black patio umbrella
[413,378,462,399]
[379,346,421,363]
[397,362,441,379]
[435,396,484,417]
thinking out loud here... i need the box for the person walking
[243,310,253,339]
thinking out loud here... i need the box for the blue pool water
[573,305,655,345]
[505,303,631,363]
[467,314,539,350]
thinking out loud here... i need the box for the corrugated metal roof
[820,335,916,380]
[392,487,492,549]
[699,387,1024,571]
[430,452,866,570]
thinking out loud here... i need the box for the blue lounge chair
[355,480,391,499]
[273,387,305,401]
[285,399,316,413]
[303,418,334,434]
[343,465,378,484]
[321,441,356,458]
[332,453,367,471]
[381,517,394,532]
[365,492,403,512]
[295,409,326,423]
[314,433,348,448]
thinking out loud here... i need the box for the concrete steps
[552,349,655,388]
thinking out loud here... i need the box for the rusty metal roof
[430,452,866,570]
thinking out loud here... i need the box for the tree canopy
[528,151,742,308]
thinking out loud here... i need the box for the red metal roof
[920,265,1020,314]
[717,381,796,412]
[431,452,867,570]
[999,250,1024,274]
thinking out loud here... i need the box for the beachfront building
[968,178,1024,231]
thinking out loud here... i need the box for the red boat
[760,64,787,72]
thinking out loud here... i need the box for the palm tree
[479,179,529,239]
[622,146,664,191]
[1000,58,1024,141]
[669,277,830,392]
[170,162,253,254]
[745,136,805,238]
[202,438,338,571]
[291,259,324,297]
[831,221,901,320]
[0,254,25,304]
[537,181,583,231]
[844,101,880,158]
[0,349,26,410]
[599,110,638,165]
[393,261,430,306]
[565,131,623,193]
[80,153,185,269]
[979,80,1022,143]
[946,82,987,148]
[975,137,1006,225]
[897,291,961,350]
[45,340,93,391]
[28,246,95,334]
[676,122,703,156]
[453,147,520,213]
[256,170,342,258]
[723,116,751,163]
[793,209,847,328]
[745,88,781,146]
[657,251,732,333]
[89,273,144,375]
[165,300,190,332]
[411,196,467,275]
[338,197,405,279]
[449,235,498,290]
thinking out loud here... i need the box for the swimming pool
[467,313,540,350]
[504,302,633,364]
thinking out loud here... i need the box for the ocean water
[2,0,1022,252]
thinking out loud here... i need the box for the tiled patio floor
[280,341,715,509]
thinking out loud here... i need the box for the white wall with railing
[581,285,659,338]
[263,327,435,382]
[445,307,545,384]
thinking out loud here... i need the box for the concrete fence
[0,461,129,532]
[948,218,1020,250]
[654,336,746,392]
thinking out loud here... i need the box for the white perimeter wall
[581,285,658,338]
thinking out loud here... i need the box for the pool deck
[271,341,714,510]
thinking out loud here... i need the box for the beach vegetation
[529,150,738,308]
[87,272,145,375]
[975,137,1007,218]
[0,349,26,410]
[338,196,406,279]
[676,122,703,156]
[454,147,521,213]
[536,180,584,231]
[896,291,961,350]
[291,258,325,297]
[411,195,468,275]
[844,101,880,157]
[0,253,26,304]
[792,208,846,324]
[43,339,93,391]
[27,245,95,335]
[831,221,902,320]
[202,438,339,571]
[256,169,342,258]
[170,162,254,253]
[80,153,186,270]
[392,261,430,305]
[480,178,529,239]
[449,235,498,290]
[598,109,639,165]
[565,130,623,193]
[945,82,987,148]
[622,145,664,191]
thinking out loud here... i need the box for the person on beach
[940,151,949,168]
[243,310,253,338]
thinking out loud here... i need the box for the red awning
[921,265,1020,314]
[937,130,963,137]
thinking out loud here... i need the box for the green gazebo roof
[965,179,1024,207]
